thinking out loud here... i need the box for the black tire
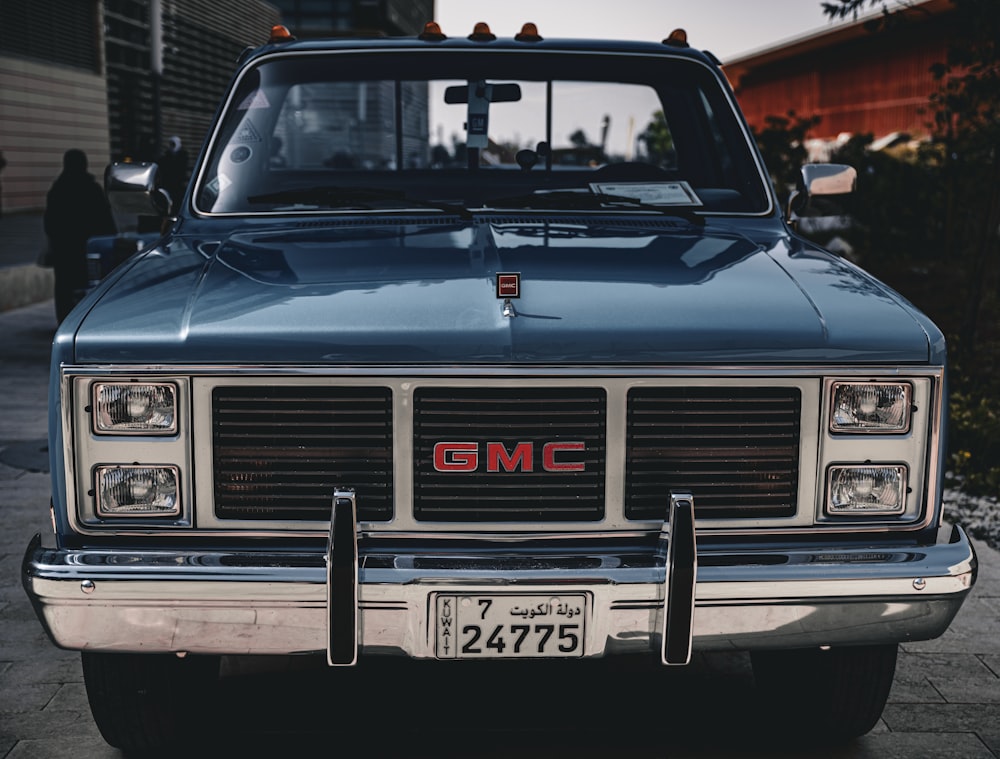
[81,651,220,755]
[750,643,898,743]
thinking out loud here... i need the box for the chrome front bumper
[23,512,977,664]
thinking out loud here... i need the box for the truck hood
[72,218,933,364]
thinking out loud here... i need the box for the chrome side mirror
[787,163,857,220]
[105,162,170,218]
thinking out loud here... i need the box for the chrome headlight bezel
[825,464,908,517]
[829,381,912,434]
[92,381,178,435]
[94,464,182,518]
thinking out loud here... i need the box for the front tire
[750,643,897,742]
[82,651,220,754]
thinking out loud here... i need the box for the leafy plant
[805,0,1000,496]
[750,111,820,209]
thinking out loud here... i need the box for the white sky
[434,0,850,62]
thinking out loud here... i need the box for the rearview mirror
[444,82,522,104]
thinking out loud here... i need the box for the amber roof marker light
[663,28,689,47]
[468,22,497,42]
[419,21,447,41]
[269,24,295,43]
[515,23,543,42]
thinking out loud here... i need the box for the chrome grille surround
[63,367,942,536]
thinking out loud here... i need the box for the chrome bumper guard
[328,488,358,666]
[23,509,976,663]
[663,491,697,665]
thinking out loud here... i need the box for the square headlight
[830,382,911,433]
[95,465,180,517]
[827,465,907,516]
[93,382,177,435]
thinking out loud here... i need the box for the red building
[724,0,958,144]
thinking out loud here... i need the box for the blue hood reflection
[72,218,932,364]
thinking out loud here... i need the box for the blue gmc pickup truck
[22,21,976,752]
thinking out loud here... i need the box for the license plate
[434,594,587,659]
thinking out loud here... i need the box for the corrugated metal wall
[158,0,280,162]
[105,0,280,164]
[0,0,280,213]
[0,1,110,214]
[731,13,954,142]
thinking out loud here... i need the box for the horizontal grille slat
[213,386,392,521]
[413,388,606,522]
[626,387,800,520]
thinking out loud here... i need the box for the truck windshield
[194,50,770,215]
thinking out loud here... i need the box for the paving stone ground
[1,297,997,758]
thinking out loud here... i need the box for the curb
[0,263,53,312]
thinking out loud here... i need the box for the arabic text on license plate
[434,594,586,659]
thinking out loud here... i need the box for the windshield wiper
[247,185,472,218]
[487,190,702,223]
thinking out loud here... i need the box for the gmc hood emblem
[433,441,586,473]
[496,273,521,299]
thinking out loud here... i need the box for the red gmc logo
[496,273,520,298]
[433,441,586,473]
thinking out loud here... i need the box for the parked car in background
[22,21,976,753]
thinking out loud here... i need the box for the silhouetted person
[44,149,117,322]
[157,135,188,213]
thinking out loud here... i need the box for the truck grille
[412,388,607,522]
[213,386,393,521]
[625,387,800,520]
[210,383,801,525]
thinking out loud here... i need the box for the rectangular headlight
[830,382,911,433]
[95,465,180,517]
[93,382,177,435]
[827,465,907,515]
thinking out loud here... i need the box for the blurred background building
[1,1,114,214]
[272,0,430,37]
[0,0,430,214]
[725,0,956,157]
